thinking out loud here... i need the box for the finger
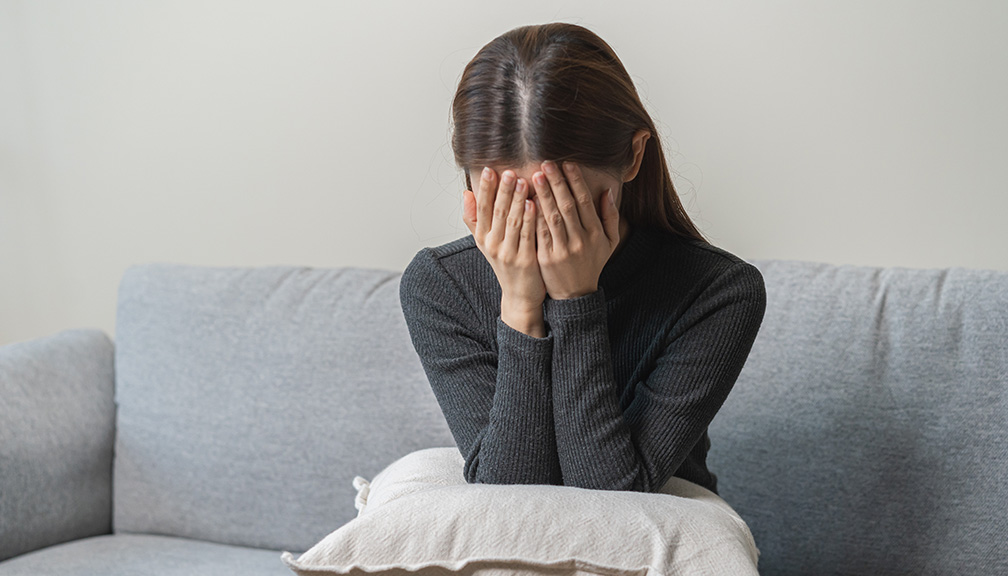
[599,187,620,246]
[501,178,529,252]
[474,167,497,239]
[462,189,477,236]
[560,161,601,233]
[531,169,568,247]
[542,160,583,238]
[487,169,517,245]
[535,199,553,255]
[519,198,537,258]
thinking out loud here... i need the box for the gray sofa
[1,260,1005,575]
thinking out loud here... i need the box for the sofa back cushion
[113,264,455,552]
[708,261,1008,576]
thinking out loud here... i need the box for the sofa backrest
[113,264,454,553]
[708,260,1008,576]
[114,260,1008,572]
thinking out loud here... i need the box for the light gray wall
[2,0,1007,345]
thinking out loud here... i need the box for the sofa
[1,259,1005,575]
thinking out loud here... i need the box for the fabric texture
[0,329,115,562]
[0,534,290,576]
[281,447,759,576]
[112,264,456,553]
[709,261,1008,575]
[399,228,766,493]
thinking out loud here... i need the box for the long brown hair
[451,23,704,241]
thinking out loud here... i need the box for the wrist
[548,284,598,300]
[500,297,546,338]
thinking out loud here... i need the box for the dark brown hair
[451,23,704,240]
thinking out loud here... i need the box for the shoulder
[400,235,495,315]
[684,238,764,291]
[402,236,479,290]
[676,237,767,325]
[645,229,766,310]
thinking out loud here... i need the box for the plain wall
[2,0,1007,345]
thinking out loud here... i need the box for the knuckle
[549,212,564,227]
[559,200,578,214]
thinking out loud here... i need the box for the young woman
[400,23,766,494]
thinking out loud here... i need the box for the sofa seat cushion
[0,534,291,576]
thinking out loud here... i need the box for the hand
[463,167,546,337]
[531,161,621,300]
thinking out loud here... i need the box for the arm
[0,329,115,561]
[400,251,562,485]
[548,262,767,491]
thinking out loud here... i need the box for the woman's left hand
[532,161,621,300]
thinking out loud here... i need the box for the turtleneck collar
[598,225,660,298]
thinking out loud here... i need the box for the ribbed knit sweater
[399,226,766,493]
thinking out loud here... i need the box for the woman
[400,23,766,494]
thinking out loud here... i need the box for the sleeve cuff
[496,316,552,353]
[544,288,607,320]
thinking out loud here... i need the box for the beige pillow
[282,448,758,576]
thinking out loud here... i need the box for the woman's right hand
[463,167,546,338]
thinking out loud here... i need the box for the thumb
[600,188,620,244]
[462,189,477,235]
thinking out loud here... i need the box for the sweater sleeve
[546,260,766,492]
[399,249,563,485]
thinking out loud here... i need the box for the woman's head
[451,23,703,240]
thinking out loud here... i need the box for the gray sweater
[399,226,766,493]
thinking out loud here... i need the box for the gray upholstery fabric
[8,259,1005,574]
[0,329,115,562]
[113,264,455,553]
[708,261,1008,576]
[0,534,290,575]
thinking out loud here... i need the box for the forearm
[464,318,561,485]
[546,291,644,491]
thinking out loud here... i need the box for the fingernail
[543,161,557,175]
[534,172,546,186]
[525,199,533,211]
[563,161,575,172]
[607,188,616,205]
[481,167,491,180]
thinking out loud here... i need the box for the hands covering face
[462,161,622,335]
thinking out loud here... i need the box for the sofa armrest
[0,329,115,562]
